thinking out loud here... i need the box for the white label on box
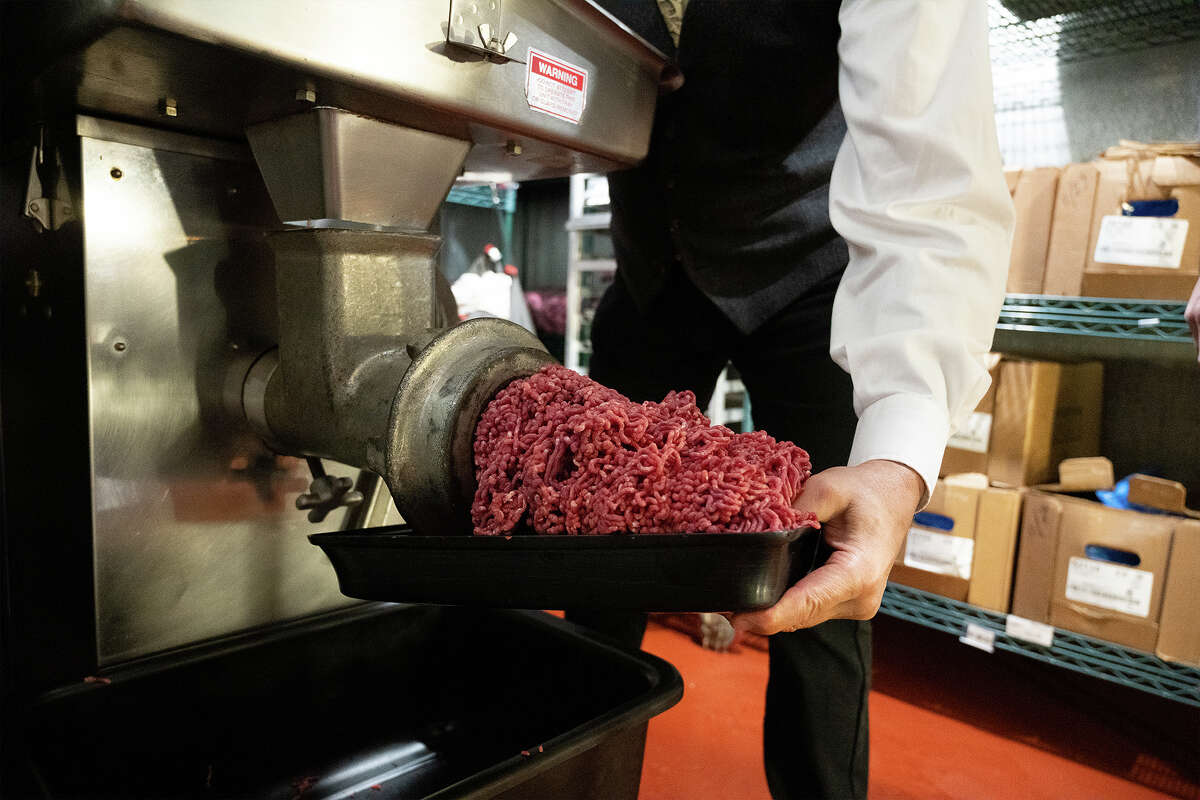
[904,528,974,579]
[1065,556,1154,618]
[1094,215,1189,269]
[1005,614,1055,647]
[959,622,996,653]
[948,411,993,454]
[526,49,588,124]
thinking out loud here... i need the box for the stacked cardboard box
[941,355,1103,487]
[890,475,1023,613]
[1002,145,1200,300]
[1010,459,1200,665]
[891,355,1104,613]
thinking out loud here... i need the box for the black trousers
[566,267,871,800]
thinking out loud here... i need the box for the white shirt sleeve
[829,0,1015,505]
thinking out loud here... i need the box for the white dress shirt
[656,0,1014,504]
[831,0,1014,503]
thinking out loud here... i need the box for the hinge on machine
[446,0,521,63]
[24,125,75,232]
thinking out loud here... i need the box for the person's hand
[731,460,923,635]
[1187,276,1200,365]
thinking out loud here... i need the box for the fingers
[731,551,877,635]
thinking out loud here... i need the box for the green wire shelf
[879,583,1200,708]
[446,184,518,214]
[994,294,1194,362]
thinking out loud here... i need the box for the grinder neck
[236,109,552,533]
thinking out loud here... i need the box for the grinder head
[383,317,554,536]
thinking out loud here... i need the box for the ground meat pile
[471,364,817,536]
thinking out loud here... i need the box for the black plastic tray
[309,526,826,611]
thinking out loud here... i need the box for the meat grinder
[2,0,665,682]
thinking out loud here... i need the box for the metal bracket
[446,0,521,62]
[24,128,75,232]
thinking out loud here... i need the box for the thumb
[792,468,848,522]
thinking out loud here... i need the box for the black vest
[596,0,847,334]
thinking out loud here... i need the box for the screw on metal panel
[159,98,178,117]
[113,340,127,352]
[24,270,42,298]
[295,81,317,103]
[28,201,39,213]
[110,167,123,180]
[505,140,523,156]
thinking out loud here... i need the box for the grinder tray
[309,526,826,612]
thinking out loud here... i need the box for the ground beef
[471,364,817,535]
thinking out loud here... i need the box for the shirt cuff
[846,394,951,510]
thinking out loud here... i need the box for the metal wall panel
[80,122,382,664]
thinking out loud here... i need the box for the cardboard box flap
[1153,155,1200,188]
[944,473,989,489]
[1127,475,1200,519]
[1036,457,1115,493]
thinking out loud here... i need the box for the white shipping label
[1005,614,1055,647]
[904,528,974,579]
[947,411,993,454]
[526,49,588,124]
[1094,215,1189,269]
[1065,556,1154,618]
[959,622,995,653]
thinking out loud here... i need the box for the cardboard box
[1080,157,1199,300]
[968,486,1024,612]
[1008,167,1060,294]
[1042,163,1100,296]
[1084,158,1165,275]
[940,354,1002,477]
[1170,186,1200,274]
[1157,520,1200,666]
[1012,459,1198,654]
[987,359,1103,488]
[1010,491,1062,623]
[1080,271,1198,301]
[1048,495,1174,652]
[890,477,1023,612]
[1011,457,1115,622]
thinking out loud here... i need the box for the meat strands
[472,365,817,536]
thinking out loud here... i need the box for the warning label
[526,49,587,125]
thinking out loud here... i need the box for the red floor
[637,620,1187,800]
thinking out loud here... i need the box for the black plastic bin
[13,605,683,799]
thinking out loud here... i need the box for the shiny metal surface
[246,109,470,229]
[241,349,280,441]
[261,229,438,470]
[81,123,364,665]
[27,0,666,179]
